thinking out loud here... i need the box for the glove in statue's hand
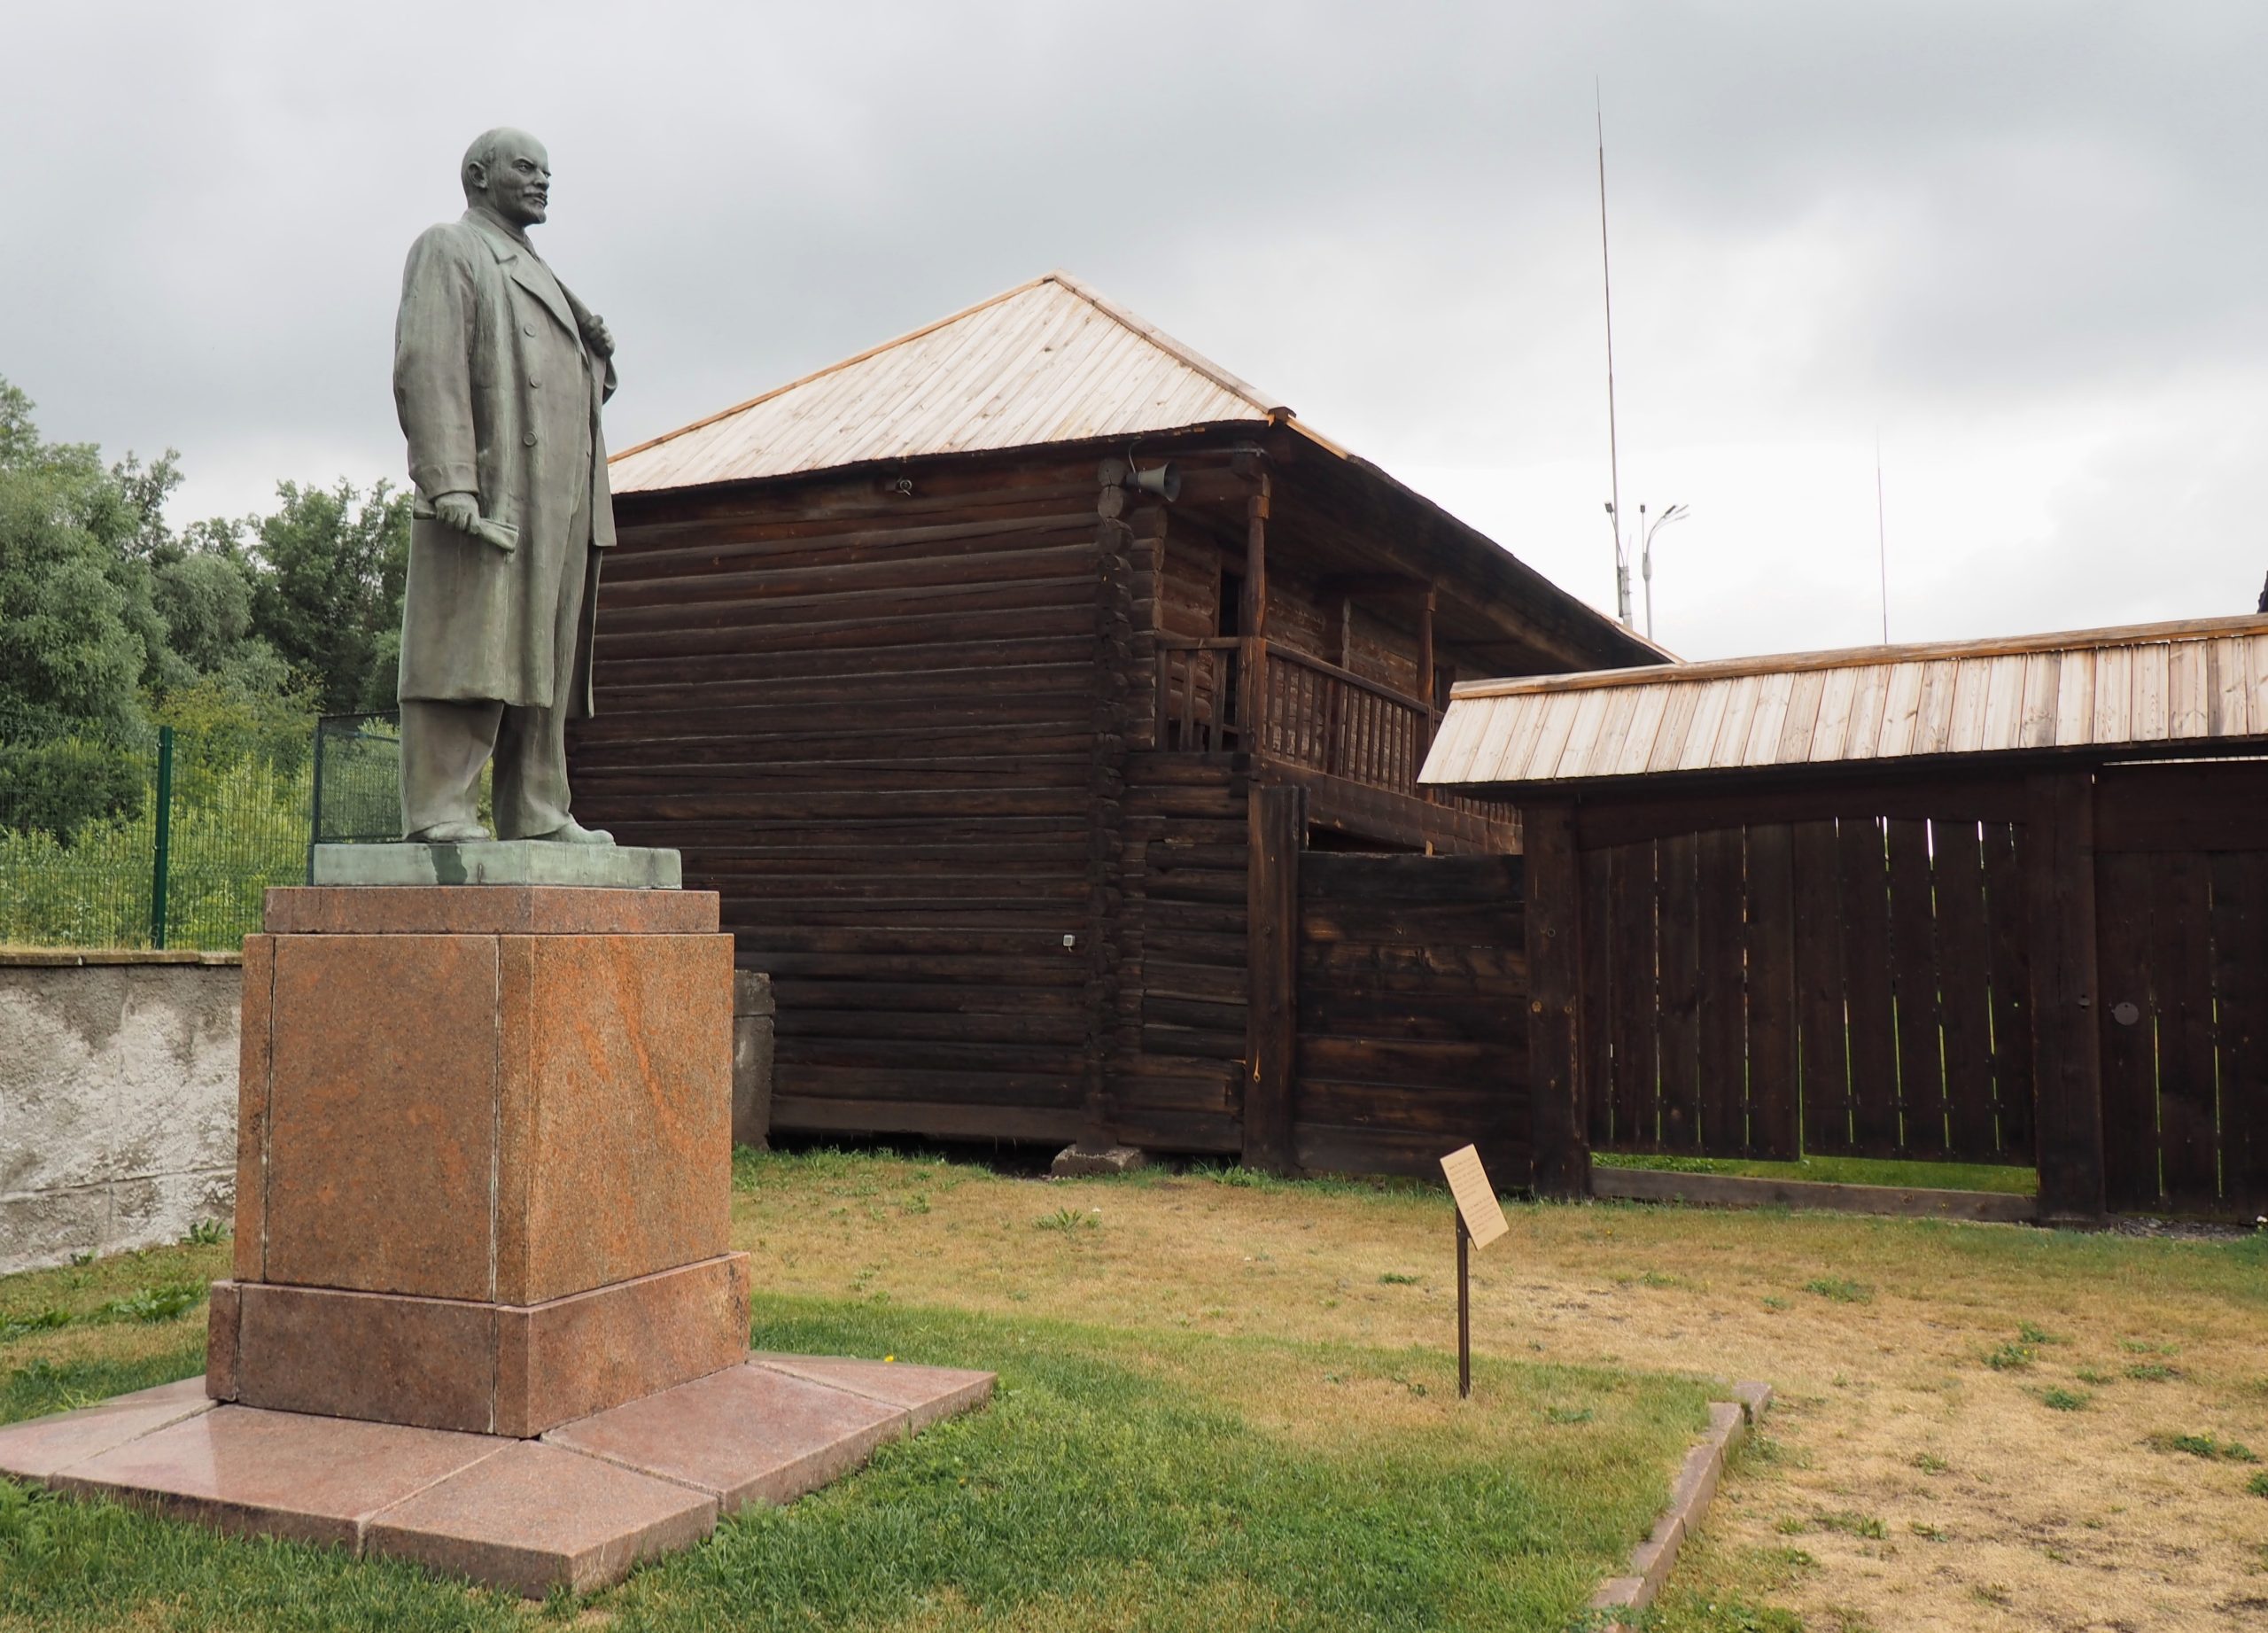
[581,315,615,359]
[434,493,481,535]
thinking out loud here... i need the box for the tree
[246,479,411,714]
[0,379,154,743]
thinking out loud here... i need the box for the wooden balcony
[1153,636,1521,846]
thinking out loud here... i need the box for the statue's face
[470,133,551,229]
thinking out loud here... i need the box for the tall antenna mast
[1875,433,1890,643]
[1597,82,1630,627]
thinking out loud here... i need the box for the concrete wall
[1,952,778,1277]
[0,952,241,1274]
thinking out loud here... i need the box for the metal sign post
[1439,1144,1508,1401]
[1456,1209,1472,1397]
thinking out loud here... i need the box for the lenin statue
[392,128,617,844]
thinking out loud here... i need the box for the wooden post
[2025,770,2106,1222]
[1456,1210,1471,1399]
[1525,798,1589,1197]
[1238,467,1270,750]
[1417,587,1437,800]
[1244,782,1302,1173]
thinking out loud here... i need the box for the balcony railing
[1259,645,1431,794]
[1152,637,1516,828]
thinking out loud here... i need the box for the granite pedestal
[0,850,993,1594]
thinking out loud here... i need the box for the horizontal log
[771,1095,1084,1144]
[780,1035,1085,1074]
[1141,1023,1246,1062]
[1105,1110,1242,1155]
[604,535,1098,604]
[726,950,1088,984]
[778,1007,1090,1046]
[594,636,1094,688]
[1294,1035,1523,1089]
[1300,940,1526,983]
[1299,853,1524,904]
[1299,901,1522,948]
[1293,1124,1530,1186]
[774,1063,1085,1108]
[771,978,1088,1015]
[595,602,1093,661]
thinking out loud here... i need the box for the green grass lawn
[2,1257,1713,1632]
[1592,1150,2039,1195]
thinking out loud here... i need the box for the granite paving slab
[545,1359,908,1512]
[53,1404,501,1549]
[751,1352,998,1431]
[0,1352,994,1596]
[364,1440,717,1597]
[0,1378,216,1481]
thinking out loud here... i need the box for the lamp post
[1605,501,1632,627]
[1640,502,1688,643]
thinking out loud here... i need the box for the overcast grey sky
[5,2,2263,660]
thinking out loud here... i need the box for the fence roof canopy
[1419,613,2268,789]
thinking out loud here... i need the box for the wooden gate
[1293,852,1527,1181]
[2094,765,2268,1217]
[1582,818,2036,1167]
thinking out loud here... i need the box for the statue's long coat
[392,210,616,712]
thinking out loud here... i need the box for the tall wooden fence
[1581,818,2035,1167]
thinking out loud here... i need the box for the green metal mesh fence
[0,718,343,952]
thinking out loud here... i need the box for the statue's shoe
[405,820,493,844]
[525,819,615,845]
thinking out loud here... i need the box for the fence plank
[1886,819,1948,1155]
[2093,851,2159,1211]
[1696,828,1748,1155]
[2210,851,2268,1214]
[1791,820,1852,1155]
[1526,800,1587,1196]
[1981,821,2036,1160]
[2155,853,2220,1210]
[1609,842,1659,1149]
[1581,840,1613,1148]
[1243,784,1301,1173]
[2031,772,2106,1221]
[1932,820,2001,1162]
[1655,834,1701,1151]
[1746,823,1800,1159]
[1839,817,1901,1155]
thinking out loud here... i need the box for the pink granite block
[54,1404,500,1549]
[545,1360,906,1513]
[0,1378,215,1482]
[364,1440,716,1596]
[750,1353,996,1432]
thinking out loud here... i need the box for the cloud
[3,1,2260,657]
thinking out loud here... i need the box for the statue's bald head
[461,128,551,228]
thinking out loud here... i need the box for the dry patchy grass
[734,1150,2268,1633]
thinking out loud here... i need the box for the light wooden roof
[610,272,1287,494]
[1420,614,2268,789]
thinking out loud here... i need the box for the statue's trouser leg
[400,699,505,836]
[493,485,594,840]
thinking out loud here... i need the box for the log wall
[572,454,1110,1143]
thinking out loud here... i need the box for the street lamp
[1639,502,1688,642]
[1604,502,1632,627]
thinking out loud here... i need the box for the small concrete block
[233,1282,498,1433]
[0,1378,216,1481]
[1587,1575,1645,1610]
[1664,1440,1724,1527]
[1049,1143,1148,1178]
[265,886,718,937]
[311,843,681,890]
[205,1283,240,1401]
[365,1440,716,1597]
[1629,1512,1685,1598]
[55,1404,500,1549]
[1730,1380,1774,1420]
[546,1360,906,1513]
[750,1353,996,1433]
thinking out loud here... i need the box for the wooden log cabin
[571,272,1665,1174]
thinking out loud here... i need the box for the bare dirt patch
[733,1155,2268,1633]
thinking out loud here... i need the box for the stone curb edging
[1586,1380,1774,1628]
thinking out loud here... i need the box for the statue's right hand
[433,493,481,534]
